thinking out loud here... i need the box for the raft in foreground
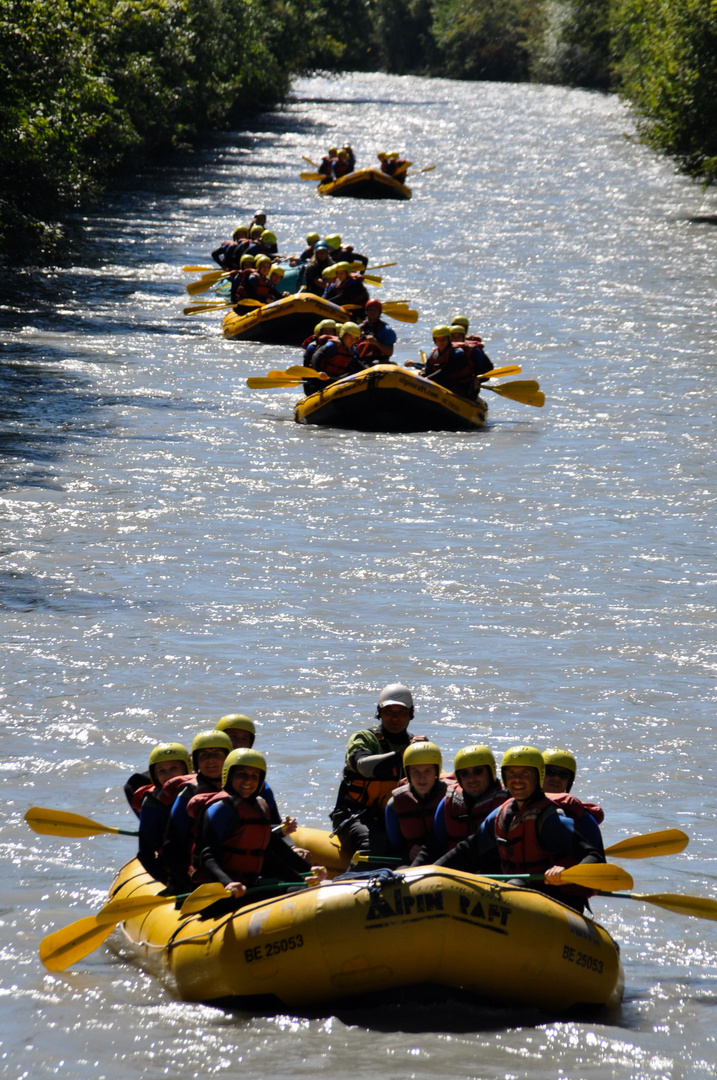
[110,855,623,1012]
[317,168,411,201]
[293,364,488,432]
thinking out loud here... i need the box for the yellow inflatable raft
[222,293,348,344]
[317,168,411,201]
[109,850,623,1012]
[293,364,488,432]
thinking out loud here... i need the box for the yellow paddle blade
[558,863,633,892]
[183,302,233,315]
[24,807,137,838]
[477,365,522,379]
[300,171,324,181]
[362,275,382,286]
[420,165,436,173]
[386,308,418,324]
[247,377,304,389]
[277,367,328,379]
[179,883,230,915]
[605,829,689,860]
[483,380,545,407]
[40,915,114,972]
[183,265,216,272]
[629,892,717,921]
[96,892,175,925]
[302,155,318,167]
[419,349,427,363]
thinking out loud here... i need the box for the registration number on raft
[562,945,604,973]
[245,933,304,963]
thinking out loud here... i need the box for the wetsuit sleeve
[198,803,234,887]
[538,810,604,864]
[124,772,151,818]
[162,795,193,893]
[432,808,500,872]
[260,782,282,824]
[137,800,168,881]
[384,798,404,852]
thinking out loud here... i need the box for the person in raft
[384,742,448,864]
[214,713,300,839]
[162,729,233,894]
[135,742,192,882]
[416,325,478,400]
[198,749,326,900]
[310,322,366,385]
[358,299,397,363]
[433,745,605,913]
[411,744,508,866]
[448,322,494,379]
[541,747,605,849]
[303,241,333,296]
[318,147,338,177]
[329,683,428,860]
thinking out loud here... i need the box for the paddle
[39,882,230,971]
[183,299,264,316]
[599,890,717,921]
[351,856,632,892]
[302,155,318,167]
[482,380,545,407]
[183,264,219,272]
[25,807,139,839]
[605,828,689,860]
[186,271,230,295]
[247,376,309,389]
[301,172,324,181]
[269,367,328,379]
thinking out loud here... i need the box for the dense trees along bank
[1,0,715,262]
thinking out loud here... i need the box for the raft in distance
[317,168,412,201]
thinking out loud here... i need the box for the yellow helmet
[449,324,466,338]
[261,230,277,244]
[543,748,577,790]
[232,226,248,240]
[339,321,360,338]
[250,225,264,238]
[454,745,497,781]
[324,234,342,249]
[190,730,232,769]
[451,315,470,329]
[334,261,351,274]
[270,265,285,278]
[321,266,337,280]
[432,325,451,340]
[306,231,320,244]
[403,741,442,773]
[500,745,545,787]
[216,713,256,738]
[222,747,267,790]
[239,254,255,269]
[148,742,191,783]
[255,254,272,269]
[314,319,338,334]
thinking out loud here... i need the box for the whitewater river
[1,72,717,1079]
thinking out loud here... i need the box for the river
[1,72,716,1080]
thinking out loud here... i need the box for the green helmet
[222,747,267,790]
[324,233,342,249]
[403,741,442,773]
[190,730,232,769]
[314,319,338,335]
[216,713,256,738]
[542,748,577,790]
[232,226,248,240]
[255,254,272,269]
[321,266,337,280]
[261,230,277,244]
[339,321,360,338]
[270,265,285,278]
[451,315,470,330]
[334,261,351,275]
[449,324,466,338]
[240,254,255,269]
[454,745,497,781]
[148,742,191,783]
[251,225,264,238]
[432,325,451,339]
[306,231,320,244]
[501,745,545,788]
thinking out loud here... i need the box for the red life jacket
[391,778,448,842]
[203,791,272,884]
[494,794,559,875]
[162,772,197,806]
[331,273,369,310]
[424,346,476,396]
[546,791,605,825]
[339,725,409,812]
[244,271,274,302]
[130,782,154,815]
[313,337,358,379]
[442,783,509,847]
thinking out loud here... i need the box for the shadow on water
[214,985,625,1035]
[0,565,136,614]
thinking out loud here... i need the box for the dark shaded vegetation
[1,0,715,263]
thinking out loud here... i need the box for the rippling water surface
[2,73,717,1080]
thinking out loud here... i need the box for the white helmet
[377,683,414,712]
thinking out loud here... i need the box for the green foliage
[368,0,437,74]
[535,0,612,87]
[431,0,545,81]
[611,0,717,183]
